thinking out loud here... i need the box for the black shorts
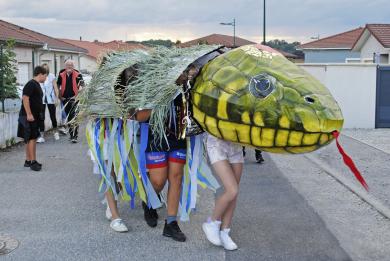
[17,116,40,143]
[146,133,186,153]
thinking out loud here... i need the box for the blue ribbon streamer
[117,119,135,208]
[94,119,111,190]
[140,123,161,209]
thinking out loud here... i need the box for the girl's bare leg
[211,160,239,222]
[167,162,184,217]
[148,167,168,193]
[106,167,120,219]
[221,163,243,229]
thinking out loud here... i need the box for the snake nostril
[304,96,315,104]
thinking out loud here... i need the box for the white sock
[207,217,221,225]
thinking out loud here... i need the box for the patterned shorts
[146,149,187,169]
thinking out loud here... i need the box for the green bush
[0,39,18,111]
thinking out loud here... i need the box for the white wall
[80,56,98,73]
[0,111,19,148]
[298,64,377,129]
[15,46,33,63]
[39,51,55,73]
[360,35,390,64]
[14,46,33,81]
[0,105,63,148]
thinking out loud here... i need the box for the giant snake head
[191,44,344,154]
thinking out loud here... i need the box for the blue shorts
[146,149,186,169]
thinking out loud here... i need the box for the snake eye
[304,96,315,104]
[249,74,276,98]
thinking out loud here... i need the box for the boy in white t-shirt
[37,63,60,142]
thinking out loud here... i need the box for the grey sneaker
[110,219,128,232]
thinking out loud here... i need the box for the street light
[310,34,320,40]
[220,18,236,47]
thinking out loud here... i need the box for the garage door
[17,63,30,85]
[376,66,390,128]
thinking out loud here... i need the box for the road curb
[342,133,390,155]
[305,154,390,220]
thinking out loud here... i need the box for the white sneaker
[54,132,60,140]
[110,218,128,232]
[37,137,45,143]
[105,205,112,221]
[202,219,222,246]
[220,229,238,251]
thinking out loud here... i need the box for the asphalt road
[0,129,353,261]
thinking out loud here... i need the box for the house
[0,19,87,86]
[352,24,390,64]
[61,39,146,73]
[297,28,364,63]
[297,24,390,128]
[179,33,298,60]
[60,38,108,73]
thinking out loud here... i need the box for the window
[380,54,389,64]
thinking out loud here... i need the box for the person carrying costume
[139,95,187,242]
[93,63,136,233]
[202,134,244,250]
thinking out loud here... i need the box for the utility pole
[263,0,266,45]
[233,18,236,47]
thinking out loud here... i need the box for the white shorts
[205,134,244,165]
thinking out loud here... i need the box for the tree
[140,39,175,47]
[197,40,209,45]
[265,39,304,58]
[126,39,178,48]
[0,39,18,112]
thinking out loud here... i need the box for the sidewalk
[343,128,390,154]
[308,131,390,209]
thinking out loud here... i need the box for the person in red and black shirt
[57,60,84,143]
[17,66,47,171]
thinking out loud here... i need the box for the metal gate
[376,66,390,128]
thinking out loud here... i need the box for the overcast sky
[1,0,389,44]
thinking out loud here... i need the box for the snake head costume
[191,44,344,153]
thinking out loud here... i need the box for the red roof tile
[98,40,146,51]
[60,39,109,59]
[0,19,87,53]
[298,27,364,49]
[0,22,43,46]
[365,24,390,48]
[61,39,147,59]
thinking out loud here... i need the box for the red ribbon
[332,131,369,191]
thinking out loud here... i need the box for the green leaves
[0,39,18,103]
